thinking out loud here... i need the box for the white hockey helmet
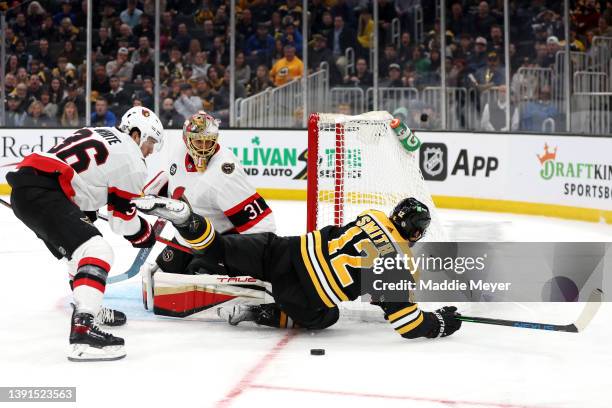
[119,107,164,150]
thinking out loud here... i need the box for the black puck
[420,113,429,122]
[310,348,325,356]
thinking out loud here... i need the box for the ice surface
[0,196,610,408]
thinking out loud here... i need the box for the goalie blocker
[133,195,462,339]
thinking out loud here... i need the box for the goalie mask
[390,197,431,243]
[183,111,220,172]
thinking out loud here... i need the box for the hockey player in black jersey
[132,195,462,339]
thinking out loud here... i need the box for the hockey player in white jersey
[140,111,276,316]
[6,107,164,361]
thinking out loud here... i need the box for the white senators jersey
[144,138,276,236]
[17,127,147,236]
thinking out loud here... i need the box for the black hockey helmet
[389,197,431,242]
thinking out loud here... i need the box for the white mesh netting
[311,111,446,241]
[309,111,447,321]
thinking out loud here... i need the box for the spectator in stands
[106,48,134,83]
[91,96,117,127]
[27,75,43,101]
[398,32,413,65]
[91,65,110,95]
[469,36,488,72]
[133,48,155,80]
[448,2,471,36]
[12,12,31,39]
[54,0,76,25]
[5,94,26,127]
[174,83,203,120]
[40,89,58,120]
[49,78,65,105]
[33,39,53,70]
[58,17,80,43]
[131,12,151,40]
[14,40,31,69]
[6,55,18,77]
[192,52,211,80]
[474,51,504,91]
[59,82,85,118]
[118,23,137,49]
[24,100,53,127]
[27,1,47,28]
[519,85,559,132]
[542,36,561,67]
[4,73,16,95]
[381,63,404,88]
[235,52,251,86]
[454,33,473,61]
[343,57,372,89]
[489,25,504,54]
[594,16,612,36]
[329,14,356,73]
[160,97,184,129]
[270,11,284,40]
[120,0,144,29]
[105,75,131,116]
[59,41,81,66]
[131,37,155,64]
[573,0,600,35]
[210,36,229,67]
[480,85,518,131]
[309,34,333,73]
[207,66,223,90]
[13,83,31,111]
[356,7,374,58]
[199,20,216,53]
[134,77,155,109]
[60,101,81,127]
[175,23,193,54]
[94,27,115,61]
[246,23,275,68]
[29,60,49,84]
[183,39,202,66]
[270,44,303,86]
[475,1,499,38]
[247,64,273,95]
[411,45,431,76]
[238,8,256,39]
[379,44,400,74]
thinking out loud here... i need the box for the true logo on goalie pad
[419,143,447,181]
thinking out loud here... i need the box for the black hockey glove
[124,216,156,248]
[422,306,462,338]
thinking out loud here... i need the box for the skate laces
[97,307,115,324]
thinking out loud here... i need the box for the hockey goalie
[140,111,276,317]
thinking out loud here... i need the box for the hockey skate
[68,307,126,362]
[131,195,191,225]
[96,307,127,327]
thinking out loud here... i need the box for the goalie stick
[458,288,603,333]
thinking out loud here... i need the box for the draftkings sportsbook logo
[537,143,612,200]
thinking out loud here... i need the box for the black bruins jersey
[291,210,427,337]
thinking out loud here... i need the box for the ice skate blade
[67,344,126,362]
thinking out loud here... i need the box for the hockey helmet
[119,107,165,151]
[390,197,431,243]
[182,111,220,172]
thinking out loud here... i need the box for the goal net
[306,111,447,321]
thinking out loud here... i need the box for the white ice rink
[1,197,611,408]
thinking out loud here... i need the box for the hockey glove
[124,216,156,248]
[423,306,462,338]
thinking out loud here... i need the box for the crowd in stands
[2,0,611,130]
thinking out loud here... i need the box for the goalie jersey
[16,127,148,237]
[144,136,275,236]
[292,209,425,337]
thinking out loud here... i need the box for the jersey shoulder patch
[221,162,235,174]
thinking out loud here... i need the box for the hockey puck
[310,348,325,356]
[420,113,429,122]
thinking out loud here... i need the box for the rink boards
[0,128,611,223]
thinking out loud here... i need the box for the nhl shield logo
[419,143,447,181]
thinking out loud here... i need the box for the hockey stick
[108,187,185,284]
[0,197,11,209]
[458,288,603,333]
